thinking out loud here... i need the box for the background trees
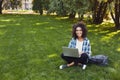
[48,0,66,16]
[0,0,22,14]
[92,0,108,24]
[32,0,43,15]
[48,0,91,19]
[32,0,49,15]
[0,0,4,14]
[10,0,21,10]
[109,0,120,29]
[31,0,120,27]
[0,0,120,30]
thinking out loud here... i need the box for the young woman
[59,22,92,70]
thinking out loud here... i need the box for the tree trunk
[115,0,120,29]
[110,0,120,30]
[69,11,76,19]
[39,9,43,15]
[78,14,84,21]
[92,1,108,24]
[0,0,4,14]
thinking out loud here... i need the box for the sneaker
[82,64,87,70]
[59,64,68,69]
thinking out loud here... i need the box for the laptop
[62,47,79,58]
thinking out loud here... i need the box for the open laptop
[62,47,79,58]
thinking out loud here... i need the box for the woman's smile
[76,27,82,37]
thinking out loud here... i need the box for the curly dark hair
[72,22,87,39]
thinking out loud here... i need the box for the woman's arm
[83,39,92,56]
[68,38,76,48]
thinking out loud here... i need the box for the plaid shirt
[68,37,92,56]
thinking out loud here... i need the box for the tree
[32,0,44,15]
[91,0,108,24]
[10,0,21,10]
[32,0,50,15]
[32,0,43,15]
[2,0,22,10]
[63,0,91,19]
[48,0,67,16]
[109,0,120,29]
[43,0,49,11]
[0,0,4,14]
[48,0,91,19]
[75,0,91,20]
[63,0,76,19]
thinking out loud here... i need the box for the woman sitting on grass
[59,22,92,70]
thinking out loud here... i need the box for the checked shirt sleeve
[68,38,76,48]
[82,39,92,56]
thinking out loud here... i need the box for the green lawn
[0,14,120,80]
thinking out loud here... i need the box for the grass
[0,14,120,80]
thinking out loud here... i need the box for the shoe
[59,64,68,69]
[82,64,87,70]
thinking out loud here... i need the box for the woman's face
[76,27,82,38]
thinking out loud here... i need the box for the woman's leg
[78,53,89,65]
[60,53,88,69]
[61,53,77,66]
[77,53,89,70]
[61,53,74,64]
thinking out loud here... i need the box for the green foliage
[32,0,50,15]
[48,0,67,16]
[32,0,44,15]
[0,14,120,80]
[63,0,90,14]
[2,0,21,10]
[48,0,91,18]
[43,0,50,10]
